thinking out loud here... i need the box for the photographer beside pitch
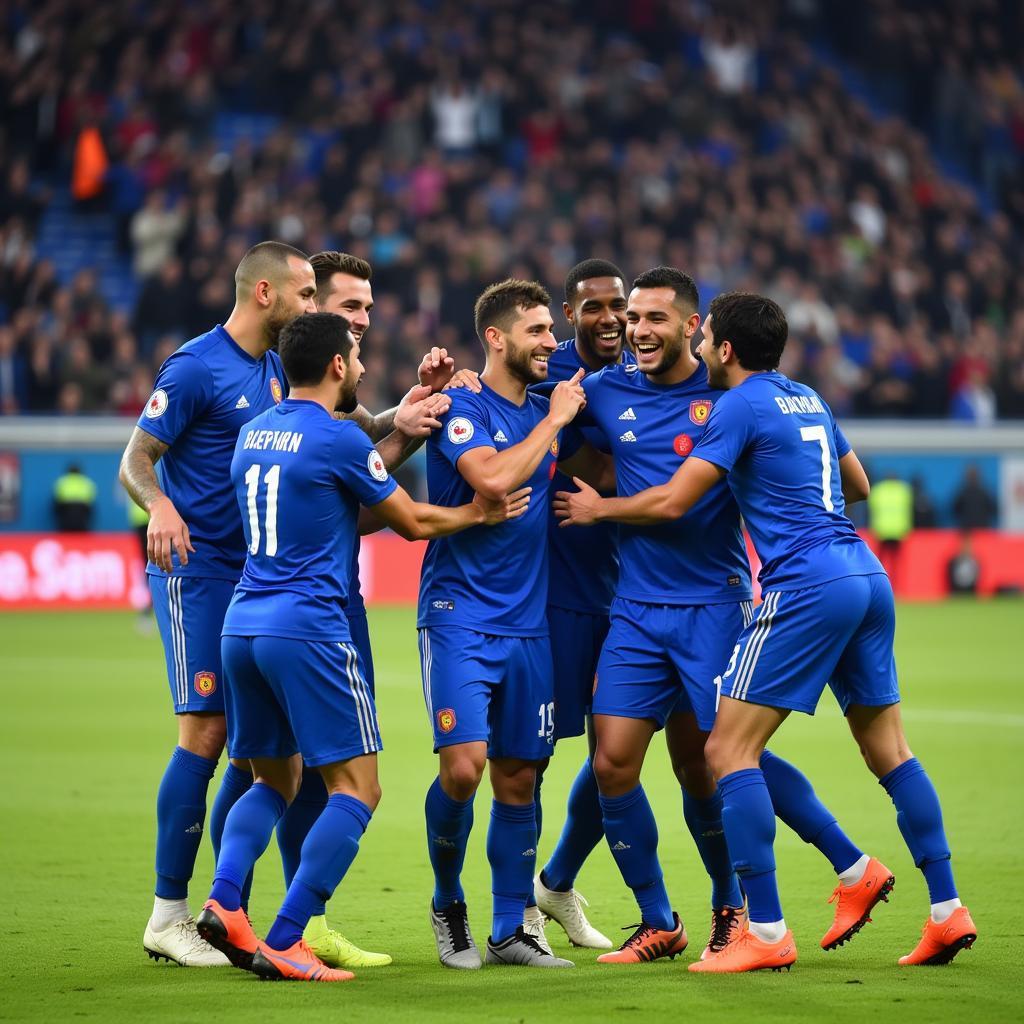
[556,292,976,973]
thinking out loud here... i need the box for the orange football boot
[701,904,749,960]
[252,939,355,982]
[597,913,688,964]
[196,900,260,971]
[898,907,976,966]
[689,928,797,973]
[821,857,895,950]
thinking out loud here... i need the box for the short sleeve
[332,425,399,506]
[137,352,214,446]
[433,394,495,470]
[558,421,584,461]
[691,390,758,472]
[832,418,851,459]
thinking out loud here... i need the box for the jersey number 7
[799,426,834,511]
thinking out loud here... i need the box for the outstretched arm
[366,485,532,541]
[554,456,725,527]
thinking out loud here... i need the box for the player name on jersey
[774,395,826,415]
[242,428,304,453]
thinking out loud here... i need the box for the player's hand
[444,368,482,393]
[474,486,532,525]
[395,384,452,437]
[147,495,195,570]
[553,477,602,527]
[417,347,456,393]
[548,368,586,428]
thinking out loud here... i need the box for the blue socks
[425,777,474,910]
[719,769,783,924]
[600,785,674,932]
[155,746,217,899]
[209,762,254,908]
[277,768,328,887]
[682,789,744,909]
[209,782,287,911]
[525,775,543,908]
[543,758,604,892]
[487,800,538,942]
[760,750,864,874]
[880,757,957,903]
[265,793,372,950]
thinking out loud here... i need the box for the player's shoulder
[586,360,636,391]
[547,338,582,380]
[747,372,830,415]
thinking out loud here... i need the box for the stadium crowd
[1,0,1023,421]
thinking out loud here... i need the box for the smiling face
[566,276,628,367]
[625,286,692,378]
[500,304,558,385]
[316,271,374,343]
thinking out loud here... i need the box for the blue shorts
[221,636,382,767]
[720,574,900,716]
[594,598,753,732]
[418,626,554,761]
[150,575,235,714]
[346,610,375,695]
[548,606,610,742]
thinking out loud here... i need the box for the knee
[363,780,383,812]
[492,765,537,804]
[593,748,638,796]
[857,739,913,779]
[441,756,484,801]
[674,756,715,796]
[702,733,731,781]
[179,714,226,760]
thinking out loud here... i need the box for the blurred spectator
[130,190,187,278]
[947,532,981,595]
[910,475,938,529]
[867,473,913,584]
[952,465,998,530]
[52,463,96,531]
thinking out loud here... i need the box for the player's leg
[482,636,573,968]
[420,627,491,969]
[197,634,301,970]
[535,607,611,948]
[837,575,975,965]
[145,575,232,966]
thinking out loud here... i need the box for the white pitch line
[902,708,1024,728]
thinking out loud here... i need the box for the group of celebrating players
[120,241,977,983]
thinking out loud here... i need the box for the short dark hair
[564,258,625,305]
[234,241,309,296]
[278,312,353,386]
[631,266,699,313]
[474,279,551,344]
[707,292,788,371]
[309,250,372,302]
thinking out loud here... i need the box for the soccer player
[268,249,455,969]
[556,291,976,972]
[121,242,447,966]
[557,269,892,964]
[195,312,531,982]
[419,279,600,969]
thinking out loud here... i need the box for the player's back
[695,372,882,591]
[223,399,396,641]
[139,324,286,580]
[418,385,555,637]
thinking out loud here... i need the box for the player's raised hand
[548,368,587,427]
[395,384,452,437]
[147,495,195,570]
[475,485,532,525]
[553,476,602,527]
[417,347,457,393]
[444,368,482,393]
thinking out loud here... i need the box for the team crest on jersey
[144,389,168,419]
[689,399,712,425]
[673,433,694,457]
[550,438,560,457]
[194,671,217,696]
[270,377,283,404]
[437,708,457,733]
[447,417,474,444]
[367,449,388,481]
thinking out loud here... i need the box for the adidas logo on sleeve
[619,430,638,442]
[618,407,636,420]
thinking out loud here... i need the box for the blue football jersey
[417,384,557,637]
[575,361,752,605]
[544,339,633,615]
[692,371,883,590]
[222,399,397,641]
[138,325,287,580]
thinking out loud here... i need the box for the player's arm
[373,386,453,471]
[119,427,194,570]
[839,450,870,504]
[456,370,587,500]
[554,457,724,527]
[366,484,532,541]
[558,440,616,493]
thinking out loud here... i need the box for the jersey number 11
[244,463,281,557]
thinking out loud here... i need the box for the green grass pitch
[1,600,1022,1022]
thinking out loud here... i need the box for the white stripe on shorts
[419,628,434,722]
[338,643,373,754]
[741,600,754,628]
[731,592,781,702]
[167,577,188,706]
